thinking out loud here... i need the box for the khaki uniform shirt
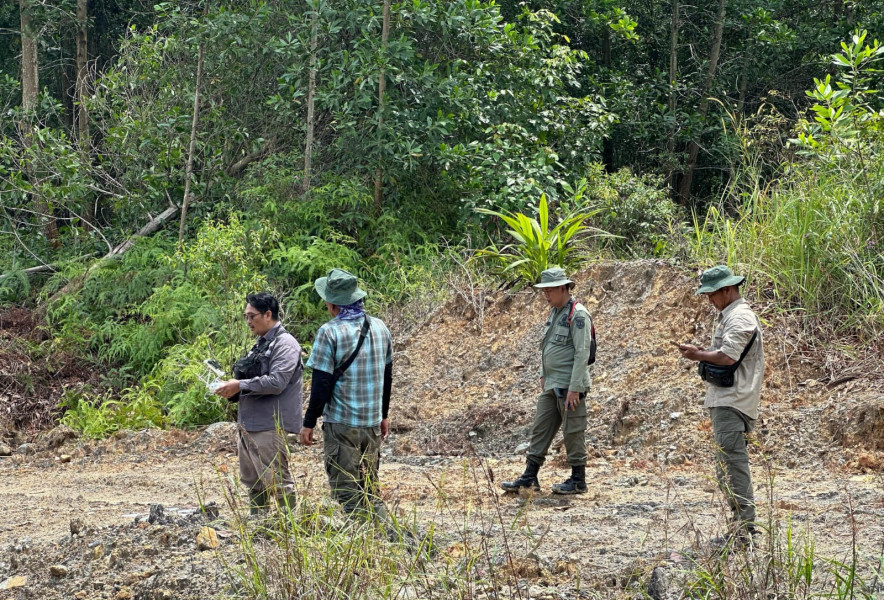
[540,299,592,393]
[704,298,764,420]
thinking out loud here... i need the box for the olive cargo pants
[323,422,388,520]
[709,406,756,526]
[527,389,588,467]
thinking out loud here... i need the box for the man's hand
[676,344,735,365]
[676,343,703,361]
[565,390,581,411]
[300,427,314,446]
[380,418,389,440]
[540,377,545,391]
[214,379,240,399]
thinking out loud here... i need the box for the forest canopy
[1,0,882,431]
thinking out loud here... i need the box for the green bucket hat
[314,268,367,305]
[696,265,746,295]
[533,267,574,289]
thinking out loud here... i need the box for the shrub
[59,389,166,439]
[473,193,604,286]
[566,165,681,257]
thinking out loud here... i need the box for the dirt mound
[0,503,231,600]
[391,260,884,467]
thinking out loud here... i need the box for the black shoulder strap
[733,330,758,367]
[333,315,371,381]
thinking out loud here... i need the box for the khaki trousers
[238,428,295,496]
[526,389,588,467]
[709,407,756,526]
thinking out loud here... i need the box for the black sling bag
[698,330,758,388]
[332,315,371,385]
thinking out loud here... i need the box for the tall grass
[214,456,540,600]
[689,168,884,336]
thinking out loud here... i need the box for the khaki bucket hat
[533,267,574,289]
[696,265,746,295]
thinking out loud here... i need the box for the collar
[259,322,284,343]
[719,297,746,319]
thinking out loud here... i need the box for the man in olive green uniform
[676,266,764,542]
[502,267,593,495]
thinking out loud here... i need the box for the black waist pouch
[698,331,757,388]
[698,362,737,387]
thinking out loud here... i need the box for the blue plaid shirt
[306,316,392,427]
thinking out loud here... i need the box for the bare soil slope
[1,260,882,599]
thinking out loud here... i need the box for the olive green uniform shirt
[704,298,764,420]
[540,299,592,393]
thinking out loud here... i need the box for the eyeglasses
[243,312,263,321]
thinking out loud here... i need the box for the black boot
[501,460,541,492]
[551,465,587,495]
[249,489,269,515]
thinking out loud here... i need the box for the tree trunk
[178,21,207,248]
[20,0,61,248]
[303,13,318,193]
[75,0,89,145]
[737,70,748,114]
[76,0,95,226]
[667,0,679,194]
[677,0,726,205]
[601,26,614,173]
[373,0,391,213]
[20,1,38,114]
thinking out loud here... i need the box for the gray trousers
[323,422,387,520]
[709,407,756,526]
[527,389,588,467]
[238,428,294,496]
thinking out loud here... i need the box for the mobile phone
[204,359,225,377]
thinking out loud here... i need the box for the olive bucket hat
[533,267,574,289]
[696,265,746,295]
[314,268,367,305]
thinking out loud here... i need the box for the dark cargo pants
[322,422,388,520]
[709,407,756,527]
[527,389,588,467]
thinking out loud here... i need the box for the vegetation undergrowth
[689,31,884,337]
[0,14,881,439]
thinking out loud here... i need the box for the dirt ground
[1,260,883,599]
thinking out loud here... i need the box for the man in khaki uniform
[676,266,764,542]
[502,267,593,495]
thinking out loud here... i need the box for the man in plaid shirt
[300,269,393,520]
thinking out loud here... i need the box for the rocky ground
[1,261,883,599]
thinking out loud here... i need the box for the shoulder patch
[575,316,585,329]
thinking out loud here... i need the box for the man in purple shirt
[215,292,303,514]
